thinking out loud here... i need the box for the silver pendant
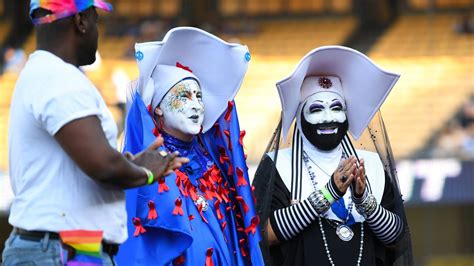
[194,194,209,211]
[336,224,354,241]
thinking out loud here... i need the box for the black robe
[253,155,406,266]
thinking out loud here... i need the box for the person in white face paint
[155,78,204,139]
[252,46,413,266]
[117,27,264,266]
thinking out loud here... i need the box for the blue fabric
[161,132,213,178]
[330,197,355,226]
[116,92,263,266]
[200,103,263,266]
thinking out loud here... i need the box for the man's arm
[55,116,187,189]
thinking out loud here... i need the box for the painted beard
[300,111,349,151]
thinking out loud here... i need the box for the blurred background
[0,0,473,265]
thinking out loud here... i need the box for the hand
[353,159,366,198]
[132,137,189,181]
[332,156,357,195]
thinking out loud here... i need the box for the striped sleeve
[269,199,318,241]
[365,204,404,245]
[354,190,404,245]
[268,178,343,241]
[327,175,344,201]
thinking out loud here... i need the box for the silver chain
[318,216,364,266]
[302,151,364,265]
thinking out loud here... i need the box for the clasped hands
[332,156,366,198]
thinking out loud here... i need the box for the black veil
[252,111,413,265]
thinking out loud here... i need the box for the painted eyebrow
[309,103,325,109]
[330,101,343,108]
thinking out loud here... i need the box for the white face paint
[302,91,347,135]
[158,79,204,139]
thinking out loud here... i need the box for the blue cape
[116,91,263,265]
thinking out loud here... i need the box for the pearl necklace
[302,151,364,265]
[318,216,364,266]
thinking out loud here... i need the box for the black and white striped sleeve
[269,180,343,241]
[366,204,403,245]
[269,199,317,241]
[354,190,403,245]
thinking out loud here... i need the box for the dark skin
[35,7,188,188]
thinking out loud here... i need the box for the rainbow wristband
[320,186,335,204]
[141,167,154,185]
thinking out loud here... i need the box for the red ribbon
[245,215,260,235]
[173,254,186,265]
[175,171,188,196]
[239,130,246,146]
[218,186,230,203]
[218,147,230,165]
[213,122,221,138]
[214,200,224,220]
[236,196,250,213]
[206,248,214,266]
[173,198,184,216]
[147,200,158,220]
[224,101,234,121]
[188,214,195,230]
[176,62,193,73]
[200,174,210,188]
[186,182,199,202]
[199,183,213,200]
[211,186,222,202]
[198,204,209,224]
[221,221,227,232]
[223,130,232,150]
[239,238,248,257]
[252,185,257,204]
[158,177,169,193]
[152,127,160,137]
[236,213,242,221]
[208,165,220,186]
[236,167,247,187]
[132,217,146,237]
[227,162,234,176]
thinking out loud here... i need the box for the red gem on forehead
[318,77,332,89]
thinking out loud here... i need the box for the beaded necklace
[162,132,213,211]
[302,151,364,266]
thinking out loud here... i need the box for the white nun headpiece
[134,27,251,132]
[276,45,400,140]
